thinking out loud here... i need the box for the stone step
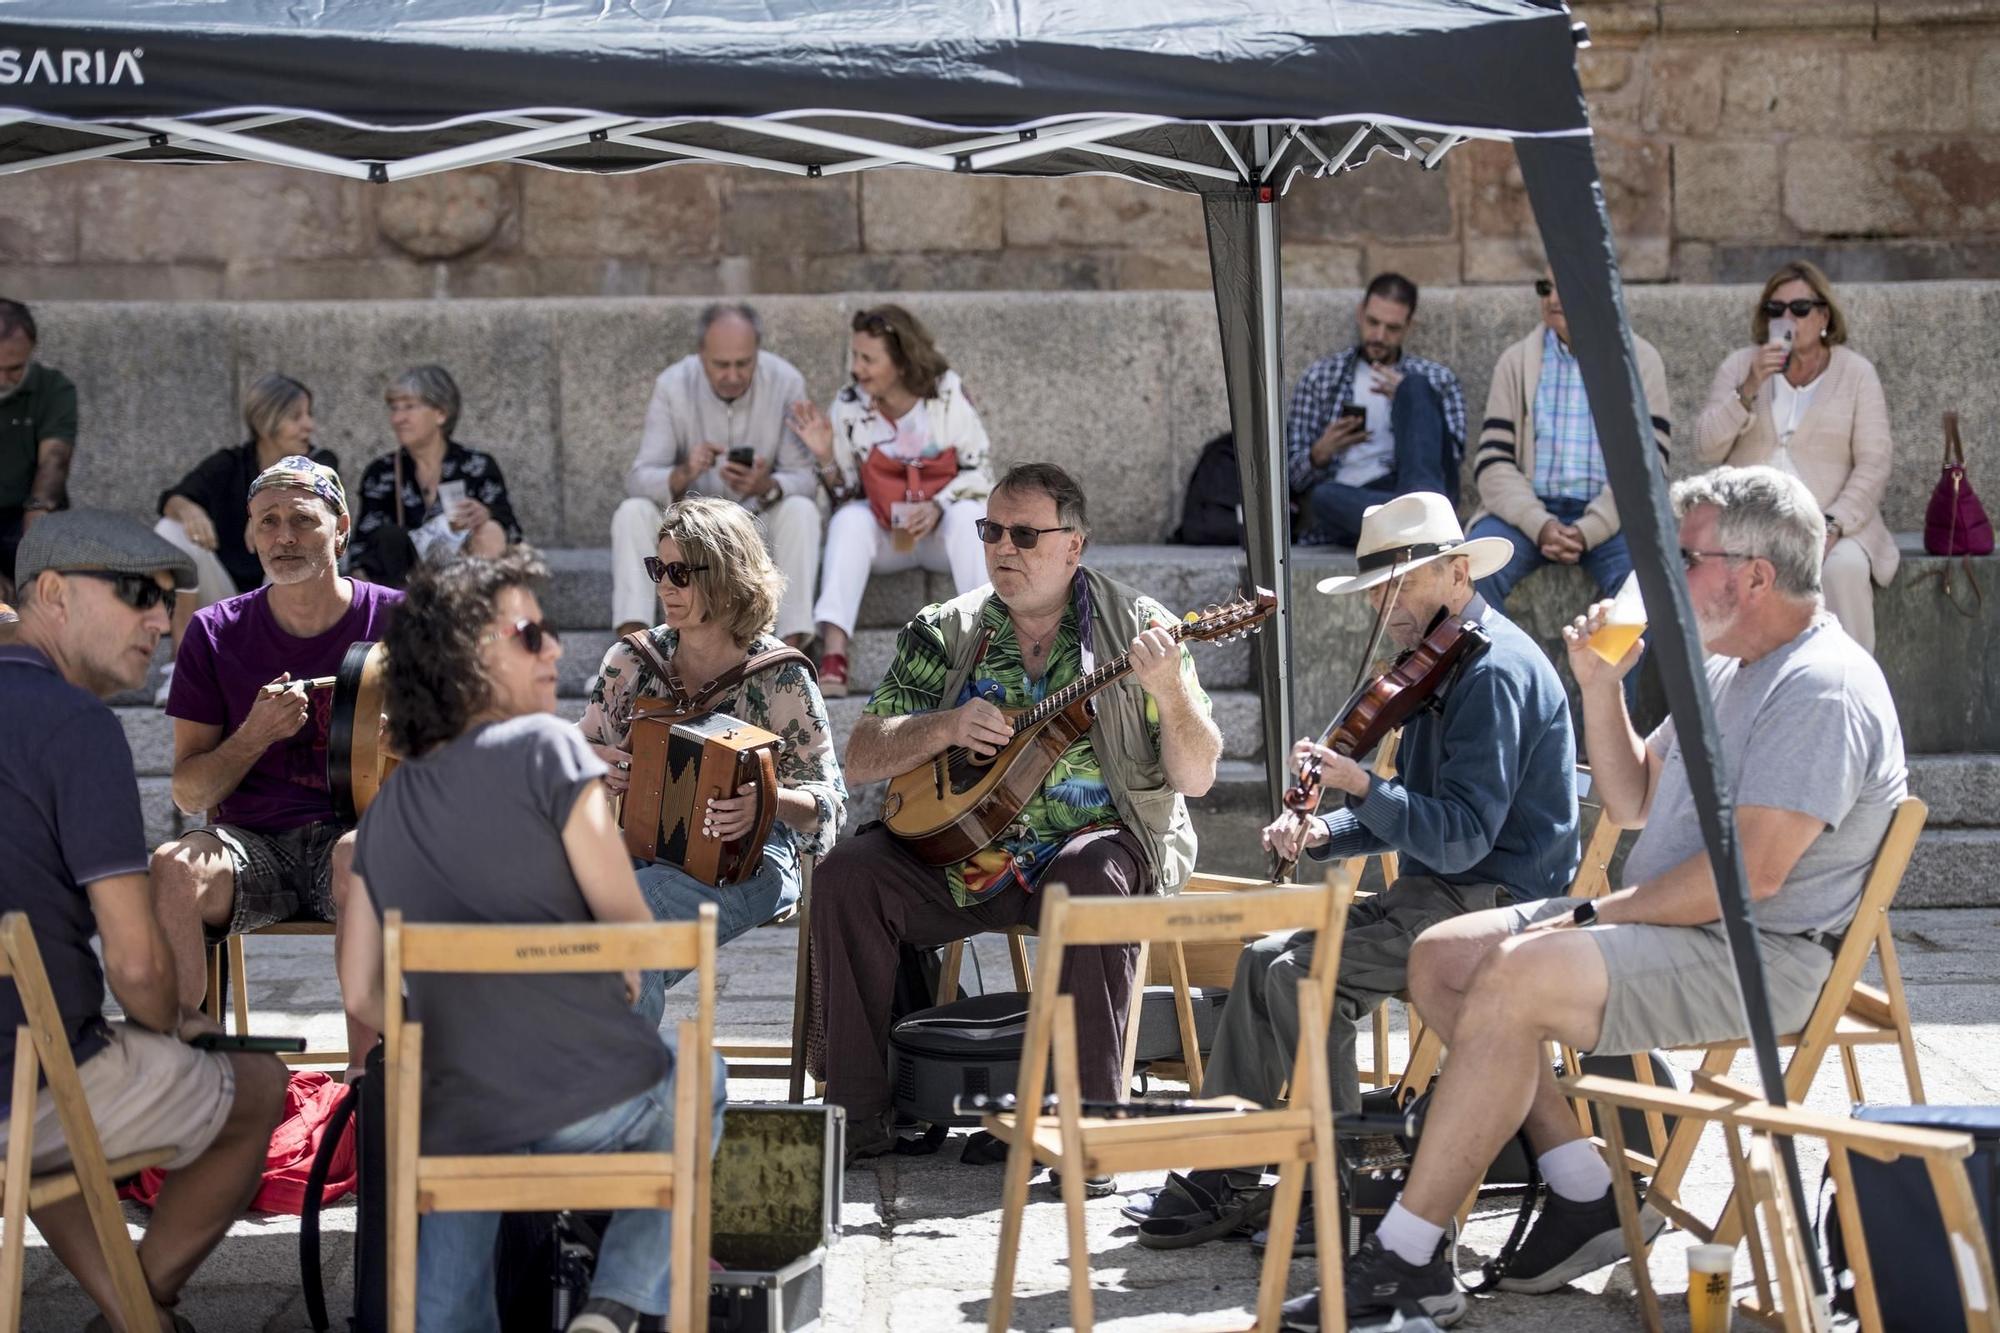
[1906,754,2000,828]
[1900,829,2000,909]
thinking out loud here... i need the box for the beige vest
[931,567,1198,895]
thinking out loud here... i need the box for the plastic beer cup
[1588,573,1647,665]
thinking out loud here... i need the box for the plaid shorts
[206,819,344,940]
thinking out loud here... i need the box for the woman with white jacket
[789,304,992,696]
[1694,260,1896,652]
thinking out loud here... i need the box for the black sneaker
[1496,1188,1665,1293]
[1343,1231,1466,1326]
[566,1298,639,1333]
[1048,1170,1117,1198]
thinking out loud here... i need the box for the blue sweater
[1309,595,1579,899]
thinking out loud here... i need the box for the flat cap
[15,509,199,592]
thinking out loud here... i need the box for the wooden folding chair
[1566,1071,2000,1333]
[982,866,1358,1333]
[1339,732,1426,1092]
[383,905,718,1333]
[206,920,348,1069]
[1604,797,1931,1248]
[715,856,818,1101]
[0,913,168,1333]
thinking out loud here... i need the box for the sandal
[818,653,850,698]
[1135,1169,1274,1249]
[1120,1167,1261,1224]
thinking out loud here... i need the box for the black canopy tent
[0,0,1819,1279]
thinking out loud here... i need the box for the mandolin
[881,590,1276,865]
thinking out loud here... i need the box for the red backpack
[119,1070,357,1214]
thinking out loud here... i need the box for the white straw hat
[1313,492,1514,595]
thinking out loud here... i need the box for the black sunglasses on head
[975,520,1074,550]
[1761,298,1826,319]
[61,569,177,615]
[485,616,559,654]
[643,557,710,588]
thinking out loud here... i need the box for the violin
[1269,611,1492,882]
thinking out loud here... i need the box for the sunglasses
[1679,547,1752,571]
[1534,278,1555,298]
[1761,298,1826,319]
[643,557,710,588]
[975,520,1075,550]
[484,617,560,654]
[61,569,177,615]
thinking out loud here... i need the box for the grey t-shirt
[353,713,669,1154]
[1626,615,1907,935]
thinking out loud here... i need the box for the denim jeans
[1304,375,1455,548]
[635,827,800,1027]
[1469,494,1633,606]
[415,1035,728,1332]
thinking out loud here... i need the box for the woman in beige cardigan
[1694,260,1895,651]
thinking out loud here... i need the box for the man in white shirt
[609,303,821,644]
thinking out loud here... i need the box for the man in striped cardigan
[1466,273,1673,609]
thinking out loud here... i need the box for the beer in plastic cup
[1588,573,1647,665]
[890,500,921,553]
[1686,1242,1736,1333]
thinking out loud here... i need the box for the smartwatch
[1570,901,1597,928]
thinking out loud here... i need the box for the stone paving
[18,911,2000,1332]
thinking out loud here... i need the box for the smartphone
[190,1032,307,1054]
[1338,404,1366,423]
[727,446,756,468]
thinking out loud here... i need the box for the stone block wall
[3,3,1998,299]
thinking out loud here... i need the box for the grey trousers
[1198,875,1505,1114]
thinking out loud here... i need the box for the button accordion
[621,709,783,887]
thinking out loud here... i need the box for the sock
[1538,1138,1613,1203]
[1375,1201,1445,1266]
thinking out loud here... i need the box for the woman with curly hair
[338,548,722,1333]
[581,496,845,1020]
[786,303,993,696]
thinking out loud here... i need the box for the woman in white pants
[789,305,992,697]
[152,374,334,702]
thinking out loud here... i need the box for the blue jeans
[635,828,800,1027]
[1469,494,1633,606]
[1304,375,1455,547]
[415,1035,728,1331]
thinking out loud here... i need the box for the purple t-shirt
[168,579,402,831]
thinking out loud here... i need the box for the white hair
[1671,465,1825,598]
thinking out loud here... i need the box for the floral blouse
[579,629,847,859]
[354,441,524,549]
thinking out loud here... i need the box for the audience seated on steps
[149,456,396,1083]
[1280,465,1909,1331]
[1126,493,1580,1259]
[579,495,845,1023]
[349,364,523,588]
[1694,259,1896,653]
[1285,272,1469,548]
[1467,268,1674,612]
[151,373,339,706]
[337,546,724,1333]
[0,297,78,606]
[1,510,287,1333]
[608,301,823,650]
[789,303,994,698]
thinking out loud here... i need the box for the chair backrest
[1567,764,1624,901]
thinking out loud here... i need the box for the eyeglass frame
[1533,278,1555,298]
[56,568,179,615]
[974,520,1076,550]
[1679,547,1756,572]
[643,557,710,588]
[480,616,560,654]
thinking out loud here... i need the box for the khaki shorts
[1504,897,1836,1057]
[0,1023,236,1174]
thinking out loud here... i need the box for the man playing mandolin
[149,456,401,1079]
[814,462,1223,1165]
[1130,491,1581,1253]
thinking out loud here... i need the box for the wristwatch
[762,483,784,505]
[1570,901,1598,928]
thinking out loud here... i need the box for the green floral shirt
[865,590,1208,906]
[580,630,847,859]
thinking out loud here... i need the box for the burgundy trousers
[811,823,1145,1119]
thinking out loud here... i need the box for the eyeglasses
[1534,278,1555,298]
[1761,298,1826,319]
[1680,547,1753,571]
[60,569,177,615]
[483,617,559,654]
[975,520,1075,550]
[643,557,710,588]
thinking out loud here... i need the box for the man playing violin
[813,462,1222,1166]
[1130,491,1579,1254]
[148,457,401,1079]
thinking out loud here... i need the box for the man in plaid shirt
[1285,273,1467,547]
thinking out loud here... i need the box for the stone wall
[3,3,1999,300]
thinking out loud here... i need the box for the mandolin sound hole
[945,749,993,796]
